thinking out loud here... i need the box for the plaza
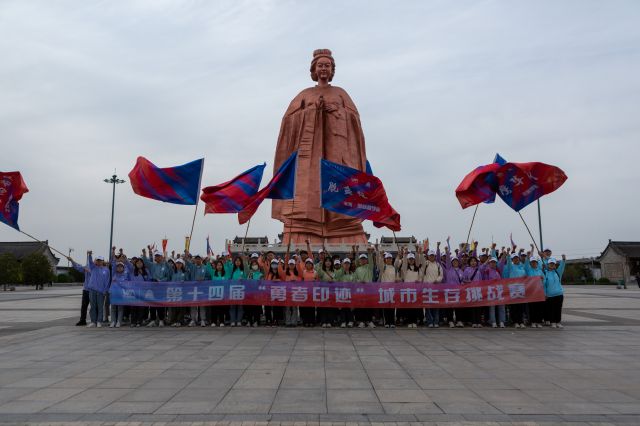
[0,285,639,425]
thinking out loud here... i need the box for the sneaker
[347,321,354,328]
[557,323,564,328]
[491,322,497,328]
[477,324,483,328]
[76,320,87,326]
[449,321,455,328]
[514,323,520,329]
[230,322,236,327]
[340,322,346,328]
[499,322,505,328]
[428,324,434,328]
[252,322,258,327]
[211,323,217,327]
[109,322,115,328]
[551,323,558,328]
[200,321,206,327]
[86,322,96,328]
[390,324,396,328]
[147,321,156,327]
[115,322,121,328]
[434,324,439,328]
[326,323,332,328]
[385,324,390,328]
[456,321,464,328]
[158,320,165,327]
[471,324,477,328]
[219,323,225,327]
[545,321,551,326]
[368,322,376,328]
[321,323,327,328]
[520,323,526,328]
[188,320,196,327]
[358,322,365,328]
[97,322,103,328]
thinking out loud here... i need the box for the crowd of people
[69,239,566,330]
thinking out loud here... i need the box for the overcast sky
[1,0,639,261]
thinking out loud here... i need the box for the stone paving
[0,285,639,425]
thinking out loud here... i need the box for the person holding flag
[70,253,110,328]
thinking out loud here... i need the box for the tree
[68,267,84,283]
[0,253,21,290]
[22,253,54,289]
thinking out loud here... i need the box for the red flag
[495,162,567,211]
[455,163,501,209]
[0,171,29,230]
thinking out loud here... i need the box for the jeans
[285,306,299,325]
[89,290,105,325]
[489,305,506,324]
[546,295,564,323]
[110,304,124,324]
[79,289,90,322]
[190,306,207,323]
[229,305,244,323]
[426,308,439,326]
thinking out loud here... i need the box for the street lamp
[68,248,74,267]
[104,174,125,274]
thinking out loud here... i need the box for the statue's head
[310,49,335,82]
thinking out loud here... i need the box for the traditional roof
[232,236,269,245]
[600,241,640,260]
[0,241,60,264]
[380,236,417,244]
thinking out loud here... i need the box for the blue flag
[128,157,204,205]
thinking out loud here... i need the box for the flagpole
[518,211,541,254]
[465,204,479,249]
[286,197,296,254]
[18,230,68,260]
[537,199,544,253]
[187,159,204,253]
[241,218,251,254]
[392,231,400,253]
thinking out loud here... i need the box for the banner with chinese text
[110,277,544,308]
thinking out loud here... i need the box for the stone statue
[272,49,369,244]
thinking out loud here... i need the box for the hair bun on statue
[313,49,333,58]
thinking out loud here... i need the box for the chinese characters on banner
[111,277,544,308]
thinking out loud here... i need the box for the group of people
[69,239,566,330]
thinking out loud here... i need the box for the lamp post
[104,174,125,275]
[68,248,74,267]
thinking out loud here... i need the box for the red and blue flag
[238,152,297,225]
[495,162,567,211]
[128,156,203,205]
[320,159,401,232]
[201,163,265,213]
[0,171,29,231]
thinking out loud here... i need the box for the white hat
[175,258,185,265]
[427,249,436,256]
[287,259,296,265]
[407,252,416,259]
[270,259,279,264]
[251,253,260,258]
[530,256,540,263]
[384,252,393,259]
[548,257,558,264]
[342,258,352,264]
[94,255,104,262]
[305,258,314,264]
[489,257,498,263]
[510,253,519,259]
[279,259,285,263]
[358,253,368,259]
[153,251,162,257]
[318,248,325,253]
[334,259,341,266]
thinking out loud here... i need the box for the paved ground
[0,285,639,425]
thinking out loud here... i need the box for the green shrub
[22,253,54,287]
[56,274,71,283]
[598,277,611,284]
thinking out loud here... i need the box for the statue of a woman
[272,49,369,244]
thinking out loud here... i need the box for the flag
[201,163,266,213]
[366,160,373,175]
[483,153,508,204]
[0,171,29,231]
[206,236,214,257]
[455,163,502,208]
[238,152,298,225]
[495,162,567,212]
[161,238,168,254]
[320,159,401,231]
[128,156,203,205]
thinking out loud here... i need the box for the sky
[1,0,639,261]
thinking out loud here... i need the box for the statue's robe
[272,85,369,243]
